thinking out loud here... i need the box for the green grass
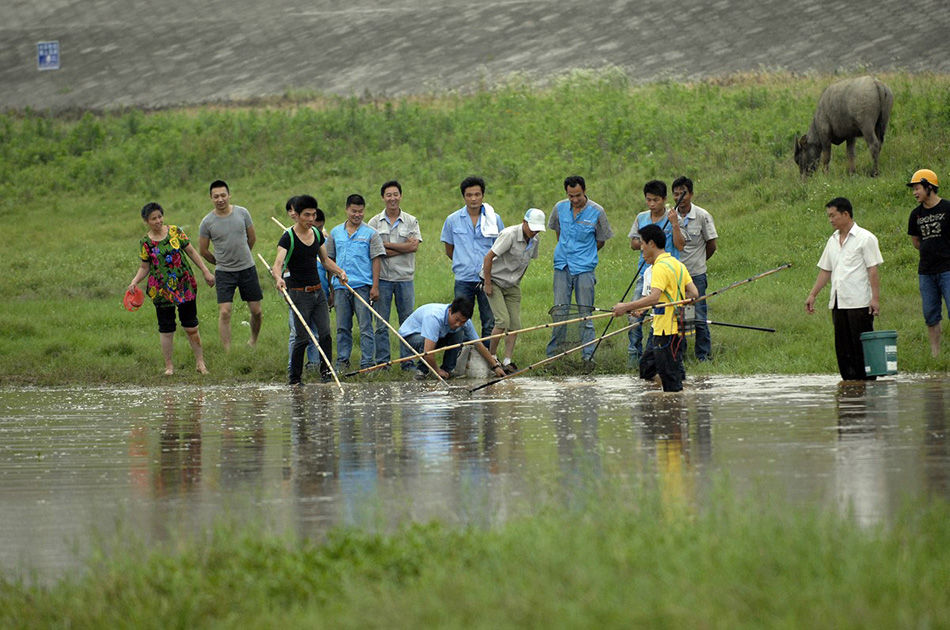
[2,70,950,384]
[3,483,948,628]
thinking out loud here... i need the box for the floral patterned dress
[139,225,198,306]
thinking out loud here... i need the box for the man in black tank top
[271,195,347,384]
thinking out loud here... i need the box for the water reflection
[2,375,949,582]
[552,385,601,496]
[833,382,887,524]
[155,392,203,496]
[923,381,949,497]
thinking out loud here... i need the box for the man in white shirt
[805,197,883,381]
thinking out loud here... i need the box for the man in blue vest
[326,194,386,370]
[546,175,614,362]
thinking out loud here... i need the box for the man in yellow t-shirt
[613,224,698,391]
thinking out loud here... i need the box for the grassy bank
[2,71,949,385]
[3,484,948,628]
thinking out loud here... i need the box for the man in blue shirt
[399,298,507,380]
[326,194,386,370]
[441,176,505,342]
[546,175,614,361]
[626,179,682,367]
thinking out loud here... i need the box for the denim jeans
[373,279,415,367]
[546,268,596,359]
[288,308,319,373]
[627,275,647,362]
[287,288,332,384]
[334,285,376,369]
[404,330,465,373]
[919,271,950,326]
[692,273,710,360]
[454,280,494,344]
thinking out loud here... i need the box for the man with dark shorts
[612,224,698,392]
[199,179,263,350]
[906,168,950,357]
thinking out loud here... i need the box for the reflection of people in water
[289,388,340,533]
[154,392,204,496]
[833,381,885,525]
[551,386,601,492]
[923,382,948,496]
[638,395,691,509]
[218,393,267,489]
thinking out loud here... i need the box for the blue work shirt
[628,210,681,271]
[440,205,505,282]
[398,303,479,343]
[549,198,613,274]
[326,223,385,290]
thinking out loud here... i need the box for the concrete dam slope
[2,0,949,111]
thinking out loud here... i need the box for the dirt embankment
[2,0,948,111]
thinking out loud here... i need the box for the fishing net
[547,303,602,355]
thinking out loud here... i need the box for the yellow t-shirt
[650,253,693,335]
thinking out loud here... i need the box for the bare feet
[247,339,257,348]
[163,368,174,376]
[197,363,209,374]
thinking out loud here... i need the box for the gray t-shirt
[479,223,540,289]
[676,204,718,276]
[367,209,423,282]
[198,205,255,272]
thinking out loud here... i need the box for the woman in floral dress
[127,202,216,375]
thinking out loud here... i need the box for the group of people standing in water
[127,167,949,391]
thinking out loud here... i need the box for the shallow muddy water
[1,374,948,581]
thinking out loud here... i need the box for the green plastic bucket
[860,330,897,376]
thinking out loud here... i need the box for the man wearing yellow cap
[907,168,950,357]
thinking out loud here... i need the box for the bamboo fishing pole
[470,317,651,393]
[344,309,618,376]
[256,252,344,393]
[339,280,449,386]
[582,262,793,366]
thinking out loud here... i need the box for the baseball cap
[524,208,546,232]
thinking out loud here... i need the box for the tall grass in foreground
[1,71,949,384]
[3,484,949,628]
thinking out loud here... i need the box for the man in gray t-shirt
[199,179,263,351]
[669,176,718,361]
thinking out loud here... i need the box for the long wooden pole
[340,280,449,386]
[469,317,650,392]
[344,309,618,376]
[472,262,793,392]
[256,253,344,393]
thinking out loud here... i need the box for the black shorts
[155,300,199,333]
[639,334,686,392]
[215,266,263,304]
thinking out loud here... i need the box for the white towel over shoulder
[480,203,499,238]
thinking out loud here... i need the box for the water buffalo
[794,76,893,177]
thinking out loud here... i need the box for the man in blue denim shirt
[546,175,614,361]
[441,176,505,342]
